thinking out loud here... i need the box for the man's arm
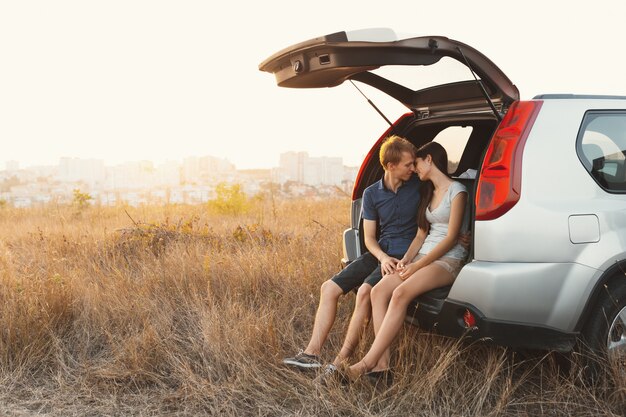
[363,219,399,275]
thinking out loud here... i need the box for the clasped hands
[397,257,419,280]
[380,255,418,280]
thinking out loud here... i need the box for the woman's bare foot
[346,360,369,381]
[332,355,348,368]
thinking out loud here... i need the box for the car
[259,28,626,371]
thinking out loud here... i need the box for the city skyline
[2,150,360,172]
[0,150,360,207]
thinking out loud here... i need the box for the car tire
[579,277,626,386]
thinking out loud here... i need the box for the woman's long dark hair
[415,142,450,232]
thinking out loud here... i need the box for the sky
[2,0,626,170]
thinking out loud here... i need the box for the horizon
[1,150,362,171]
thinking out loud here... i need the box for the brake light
[463,309,476,328]
[475,101,543,220]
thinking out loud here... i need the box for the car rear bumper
[448,260,597,332]
[407,298,578,352]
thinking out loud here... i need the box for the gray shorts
[412,253,465,279]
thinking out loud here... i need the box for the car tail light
[475,100,543,220]
[463,309,476,328]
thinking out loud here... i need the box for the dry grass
[0,200,625,416]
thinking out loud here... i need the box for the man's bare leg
[303,280,344,356]
[331,284,373,366]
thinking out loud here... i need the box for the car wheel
[579,278,626,385]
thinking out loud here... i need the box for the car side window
[577,112,626,191]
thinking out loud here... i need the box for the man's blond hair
[379,135,416,170]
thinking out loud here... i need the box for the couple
[283,135,469,384]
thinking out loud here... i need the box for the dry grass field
[0,198,625,416]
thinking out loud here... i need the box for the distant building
[277,151,308,183]
[105,160,159,189]
[306,156,343,186]
[156,161,181,186]
[30,165,57,179]
[59,157,105,186]
[276,151,345,186]
[182,156,235,184]
[2,152,359,206]
[237,169,272,182]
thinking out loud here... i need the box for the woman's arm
[400,191,467,279]
[397,227,427,269]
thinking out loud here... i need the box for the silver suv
[260,29,626,367]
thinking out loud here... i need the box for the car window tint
[578,112,626,191]
[432,126,474,174]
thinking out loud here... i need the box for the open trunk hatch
[259,29,519,115]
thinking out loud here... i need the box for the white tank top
[418,181,468,260]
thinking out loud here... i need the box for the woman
[346,141,468,381]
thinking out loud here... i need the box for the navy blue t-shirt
[361,175,421,257]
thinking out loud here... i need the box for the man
[283,135,420,370]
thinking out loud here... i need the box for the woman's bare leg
[349,263,454,377]
[369,273,403,371]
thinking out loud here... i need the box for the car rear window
[371,57,475,92]
[577,111,626,192]
[432,126,474,174]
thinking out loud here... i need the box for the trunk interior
[354,113,500,323]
